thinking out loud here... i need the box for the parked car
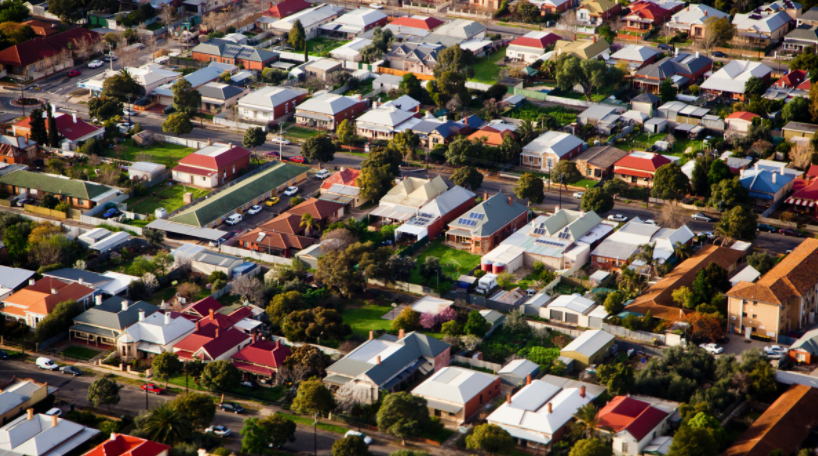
[67,69,81,77]
[345,431,373,445]
[265,196,280,206]
[270,137,290,145]
[607,214,628,222]
[0,350,9,360]
[757,223,778,233]
[779,228,803,237]
[102,208,121,219]
[225,214,243,225]
[691,213,714,222]
[141,383,163,395]
[206,425,231,437]
[288,156,306,164]
[369,3,383,8]
[36,357,58,370]
[88,60,104,68]
[572,192,584,199]
[699,343,724,354]
[122,109,135,116]
[315,169,331,180]
[711,51,728,58]
[103,54,118,61]
[763,346,783,359]
[219,402,245,414]
[264,151,280,158]
[644,219,657,225]
[247,205,263,215]
[283,186,299,196]
[45,408,62,417]
[657,43,673,51]
[697,231,714,239]
[60,366,82,376]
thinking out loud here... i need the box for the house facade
[70,296,158,348]
[238,86,309,125]
[117,311,197,361]
[520,131,585,173]
[701,60,773,100]
[575,145,629,179]
[445,193,529,255]
[0,28,100,81]
[507,32,561,63]
[597,396,676,456]
[577,0,621,25]
[231,337,291,380]
[172,143,252,188]
[191,39,278,70]
[295,93,368,130]
[612,151,672,187]
[0,278,94,329]
[13,112,104,147]
[386,42,440,76]
[411,367,501,425]
[0,170,119,210]
[634,52,713,93]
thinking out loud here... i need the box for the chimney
[95,295,102,306]
[78,278,84,285]
[26,409,34,420]
[29,279,35,286]
[465,116,469,126]
[252,333,257,343]
[526,374,531,385]
[122,300,129,312]
[138,310,145,322]
[675,47,679,56]
[72,113,77,124]
[110,433,118,441]
[196,320,200,331]
[269,1,272,7]
[781,167,785,175]
[215,328,220,338]
[358,94,362,101]
[399,329,405,339]
[704,9,708,15]
[369,331,374,340]
[581,386,586,398]
[484,192,488,200]
[51,288,57,295]
[506,393,512,404]
[228,143,233,149]
[376,356,381,364]
[696,51,700,58]
[51,414,58,427]
[209,308,215,320]
[373,101,378,109]
[772,173,777,184]
[592,36,596,43]
[164,312,171,325]
[207,138,212,146]
[276,339,280,349]
[547,402,553,414]
[508,196,513,206]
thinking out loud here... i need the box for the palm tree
[673,241,693,261]
[571,403,601,440]
[632,243,656,277]
[516,120,537,144]
[300,213,319,236]
[136,402,192,445]
[618,267,642,294]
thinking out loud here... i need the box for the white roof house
[0,412,100,456]
[700,60,773,95]
[729,265,761,287]
[411,296,454,315]
[119,311,197,355]
[561,329,615,358]
[411,366,499,414]
[99,271,139,296]
[498,359,540,385]
[610,45,659,65]
[89,231,131,253]
[732,9,791,35]
[427,19,486,39]
[321,8,387,35]
[296,93,362,115]
[666,4,729,30]
[128,162,166,180]
[591,217,694,263]
[383,95,421,112]
[395,185,476,241]
[542,293,609,327]
[269,4,344,33]
[356,105,418,135]
[378,175,449,209]
[238,86,308,113]
[521,131,585,161]
[330,38,372,61]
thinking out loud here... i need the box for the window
[742,312,747,317]
[752,314,757,319]
[587,168,592,176]
[621,443,628,453]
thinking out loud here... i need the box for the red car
[288,156,306,163]
[67,69,81,77]
[141,383,163,395]
[264,151,280,158]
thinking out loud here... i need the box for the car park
[88,60,104,68]
[607,214,628,222]
[265,196,280,206]
[60,366,82,376]
[141,384,163,394]
[206,425,231,437]
[757,223,778,233]
[572,192,584,199]
[779,228,803,237]
[219,402,245,413]
[36,357,58,370]
[67,69,81,77]
[315,169,330,179]
[225,214,243,225]
[247,205,263,215]
[345,431,373,445]
[283,186,299,196]
[699,343,724,354]
[691,213,714,222]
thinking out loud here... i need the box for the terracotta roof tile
[320,168,360,190]
[726,111,760,122]
[263,0,312,18]
[4,278,93,316]
[597,396,668,441]
[287,198,345,220]
[727,238,818,304]
[614,153,671,172]
[237,229,316,250]
[83,434,170,456]
[231,340,291,368]
[260,212,305,235]
[0,28,99,67]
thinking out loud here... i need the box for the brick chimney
[95,295,103,306]
[508,197,513,206]
[110,433,118,441]
[526,374,531,385]
[484,192,487,200]
[26,409,34,420]
[252,333,256,343]
[275,339,280,349]
[215,328,220,338]
[29,279,35,286]
[398,329,405,339]
[195,320,200,331]
[376,356,381,364]
[51,288,57,295]
[209,308,215,320]
[51,414,58,427]
[547,402,553,414]
[704,9,708,15]
[581,386,586,398]
[592,36,596,43]
[369,331,374,340]
[506,393,511,404]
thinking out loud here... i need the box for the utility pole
[108,42,114,72]
[19,84,24,118]
[184,360,188,394]
[279,123,283,159]
[126,94,133,125]
[145,378,149,410]
[313,412,318,456]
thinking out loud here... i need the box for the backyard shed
[498,359,540,386]
[128,162,166,181]
[191,251,244,277]
[644,118,667,134]
[560,329,615,370]
[89,231,131,253]
[457,275,477,289]
[78,228,112,247]
[233,262,260,277]
[411,296,454,315]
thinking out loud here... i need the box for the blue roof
[233,262,257,274]
[412,120,463,137]
[740,169,795,194]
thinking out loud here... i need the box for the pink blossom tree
[420,312,438,329]
[438,307,457,324]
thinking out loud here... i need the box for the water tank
[155,207,167,219]
[493,262,505,274]
[481,260,493,272]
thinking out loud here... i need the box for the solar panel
[458,218,468,225]
[533,228,546,235]
[535,239,564,247]
[469,212,484,220]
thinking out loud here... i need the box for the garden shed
[559,329,615,370]
[498,359,540,386]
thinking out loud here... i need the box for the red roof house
[0,28,99,81]
[172,307,252,361]
[22,20,60,37]
[231,337,291,378]
[0,277,95,329]
[320,168,360,190]
[263,0,312,18]
[613,151,672,186]
[725,111,760,133]
[596,396,673,454]
[508,31,561,62]
[237,229,315,258]
[388,16,445,30]
[287,198,346,228]
[774,69,808,88]
[13,112,104,145]
[171,143,252,188]
[82,434,170,456]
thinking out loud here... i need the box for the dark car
[757,223,778,233]
[102,208,121,219]
[219,402,245,413]
[657,43,673,51]
[711,51,728,58]
[0,350,9,360]
[779,228,803,237]
[60,366,82,376]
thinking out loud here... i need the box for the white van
[225,214,243,225]
[314,169,331,180]
[36,357,58,370]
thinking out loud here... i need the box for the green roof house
[70,296,159,346]
[0,170,120,210]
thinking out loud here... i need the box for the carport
[146,219,227,242]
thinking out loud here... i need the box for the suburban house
[560,329,615,369]
[591,217,695,271]
[725,111,761,133]
[627,245,746,321]
[22,19,60,37]
[487,376,605,447]
[634,52,713,93]
[319,167,367,208]
[528,0,575,13]
[384,15,445,37]
[320,8,388,38]
[197,83,248,113]
[43,269,137,297]
[0,411,100,456]
[0,143,32,165]
[172,143,252,188]
[621,2,673,35]
[0,377,55,424]
[264,4,344,39]
[520,131,585,173]
[0,170,120,210]
[574,145,629,179]
[304,58,343,81]
[739,167,796,209]
[497,359,539,387]
[596,396,678,456]
[83,434,170,456]
[783,24,818,52]
[732,9,792,46]
[191,39,278,70]
[330,38,371,62]
[386,42,440,76]
[542,294,609,328]
[371,175,449,223]
[411,366,501,425]
[69,296,158,348]
[766,69,811,100]
[0,267,35,302]
[422,19,486,46]
[410,115,472,149]
[0,27,99,81]
[787,328,818,364]
[507,31,562,63]
[13,112,104,147]
[262,0,312,18]
[760,0,802,19]
[444,192,529,255]
[609,45,660,70]
[323,330,451,403]
[665,4,730,37]
[237,86,309,125]
[394,186,477,242]
[726,238,818,340]
[0,278,94,329]
[798,5,818,25]
[552,38,610,60]
[79,64,180,97]
[355,105,419,140]
[577,0,621,25]
[630,93,662,116]
[172,308,253,361]
[410,296,454,317]
[287,198,346,231]
[117,311,197,361]
[782,121,818,141]
[237,226,316,257]
[612,151,672,187]
[294,93,368,131]
[467,120,517,147]
[190,251,244,278]
[701,60,773,100]
[231,337,291,380]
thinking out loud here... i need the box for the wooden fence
[24,204,66,219]
[376,67,434,81]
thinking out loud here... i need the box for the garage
[565,313,579,324]
[550,310,563,321]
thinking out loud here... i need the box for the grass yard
[168,375,287,402]
[570,178,599,189]
[344,78,373,96]
[505,104,578,127]
[60,346,101,360]
[103,139,197,168]
[307,37,350,56]
[408,239,482,285]
[548,87,611,103]
[341,303,395,339]
[147,285,211,307]
[469,48,508,84]
[284,126,321,142]
[275,412,349,434]
[616,133,705,157]
[124,184,210,214]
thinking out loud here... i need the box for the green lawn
[341,303,395,339]
[505,104,578,127]
[275,412,349,434]
[124,185,210,214]
[548,87,611,103]
[570,178,598,189]
[284,126,321,142]
[408,239,482,285]
[146,21,164,31]
[470,48,508,84]
[615,133,705,157]
[168,375,287,403]
[60,346,101,360]
[103,139,197,168]
[306,37,350,56]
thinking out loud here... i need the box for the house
[295,93,368,130]
[0,277,94,328]
[528,0,575,14]
[324,330,451,403]
[787,328,818,363]
[0,410,100,456]
[330,38,372,62]
[760,0,802,20]
[117,311,197,361]
[13,112,104,147]
[0,267,35,301]
[560,329,615,369]
[701,60,773,100]
[236,227,316,258]
[384,16,445,38]
[386,42,440,76]
[725,111,760,133]
[319,167,367,208]
[287,197,346,230]
[262,0,312,18]
[190,251,244,277]
[726,238,818,340]
[490,288,529,307]
[596,396,677,456]
[591,217,694,271]
[69,296,158,348]
[371,175,449,223]
[543,294,609,328]
[622,2,673,35]
[627,245,746,321]
[304,58,343,81]
[412,366,501,425]
[320,8,388,38]
[497,359,539,386]
[83,434,170,456]
[578,105,621,134]
[575,146,629,180]
[0,377,55,424]
[724,384,818,456]
[765,69,810,100]
[445,192,529,255]
[487,376,605,447]
[22,19,59,37]
[372,73,402,92]
[783,24,818,52]
[265,4,344,38]
[739,167,796,209]
[43,269,138,297]
[231,337,291,380]
[191,40,278,70]
[173,307,253,361]
[0,143,30,165]
[612,151,672,187]
[666,3,729,38]
[609,45,660,70]
[0,170,120,210]
[782,121,818,141]
[577,0,621,25]
[384,95,422,113]
[552,38,610,60]
[467,120,517,147]
[520,131,585,172]
[410,115,471,149]
[0,27,99,81]
[798,5,818,25]
[238,86,309,125]
[355,105,419,140]
[197,83,248,113]
[634,52,713,93]
[172,143,252,188]
[732,9,792,46]
[128,162,166,182]
[507,32,562,63]
[630,93,661,116]
[422,19,486,47]
[394,185,476,242]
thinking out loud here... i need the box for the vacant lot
[101,139,197,168]
[124,184,210,214]
[470,48,508,84]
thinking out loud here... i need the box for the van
[36,357,58,370]
[314,169,330,180]
[225,214,243,226]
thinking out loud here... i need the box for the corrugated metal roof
[0,267,34,290]
[561,330,615,357]
[412,366,498,404]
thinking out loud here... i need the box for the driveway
[719,333,785,358]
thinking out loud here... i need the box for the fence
[377,67,434,81]
[398,236,428,257]
[369,278,437,296]
[142,170,172,188]
[601,322,666,345]
[219,244,292,265]
[78,215,144,235]
[453,355,503,373]
[24,204,66,219]
[277,51,324,63]
[526,320,585,338]
[153,133,208,149]
[210,282,232,299]
[168,57,209,69]
[511,88,550,102]
[466,81,493,91]
[213,111,269,131]
[402,1,450,12]
[342,60,382,72]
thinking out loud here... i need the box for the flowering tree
[438,307,457,324]
[420,313,438,329]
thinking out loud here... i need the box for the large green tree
[199,360,240,391]
[35,300,83,343]
[691,156,713,197]
[332,436,371,456]
[687,412,726,447]
[581,187,613,214]
[783,96,810,124]
[556,56,620,102]
[337,119,356,145]
[289,19,305,51]
[151,352,183,388]
[169,392,216,430]
[28,108,48,149]
[88,96,124,123]
[691,263,730,308]
[302,134,336,167]
[377,392,431,443]
[292,377,336,415]
[708,177,748,209]
[47,0,83,24]
[595,362,633,395]
[389,130,420,161]
[243,127,267,159]
[282,307,351,343]
[552,160,581,185]
[651,163,690,201]
[715,205,757,242]
[135,402,192,445]
[283,344,332,379]
[433,45,475,78]
[242,415,297,455]
[162,112,193,135]
[465,424,515,455]
[452,166,484,190]
[87,377,121,413]
[667,425,718,456]
[357,147,402,200]
[515,173,544,204]
[464,310,488,337]
[569,439,612,456]
[172,78,202,114]
[102,69,145,102]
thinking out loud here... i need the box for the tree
[672,286,695,309]
[715,205,757,243]
[303,135,336,167]
[651,163,690,200]
[552,160,582,185]
[316,247,365,297]
[144,228,164,248]
[230,274,264,304]
[162,112,193,135]
[87,377,121,413]
[747,252,776,275]
[243,127,266,159]
[748,361,777,400]
[151,352,183,388]
[29,109,47,145]
[332,436,371,456]
[88,97,124,123]
[691,156,712,197]
[569,439,612,456]
[708,176,748,209]
[744,76,768,98]
[603,291,625,314]
[466,424,515,455]
[172,78,202,115]
[433,45,474,79]
[445,136,479,166]
[707,160,733,187]
[392,307,420,331]
[158,3,176,25]
[685,312,724,342]
[292,377,335,415]
[581,187,614,214]
[282,307,351,343]
[515,173,544,204]
[464,310,488,337]
[337,119,356,145]
[283,344,332,379]
[419,256,442,283]
[660,79,677,104]
[399,73,423,99]
[242,415,297,455]
[199,360,240,391]
[135,402,192,445]
[267,290,305,326]
[668,425,718,456]
[556,57,615,102]
[783,96,810,124]
[603,179,630,199]
[389,130,420,161]
[102,69,145,102]
[170,392,217,430]
[572,404,601,440]
[289,19,305,50]
[595,363,633,395]
[687,412,726,447]
[377,392,431,443]
[47,0,83,24]
[35,300,82,342]
[452,166,483,190]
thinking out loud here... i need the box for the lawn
[60,346,101,360]
[284,126,321,142]
[146,21,164,31]
[341,303,395,339]
[275,412,349,434]
[167,375,287,403]
[124,184,210,214]
[615,133,705,157]
[102,139,196,168]
[570,178,598,189]
[408,239,482,286]
[505,104,578,127]
[147,285,211,307]
[307,37,350,56]
[469,48,508,84]
[548,87,611,103]
[345,78,374,96]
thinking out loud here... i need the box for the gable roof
[0,28,99,67]
[0,170,115,202]
[83,434,170,456]
[597,396,669,441]
[412,366,498,405]
[447,192,528,237]
[260,212,306,235]
[4,277,95,316]
[296,93,363,115]
[381,175,448,208]
[727,238,818,305]
[429,19,485,38]
[580,0,617,14]
[286,197,345,220]
[733,9,791,33]
[554,39,610,60]
[509,31,561,49]
[231,340,291,368]
[239,86,308,110]
[561,329,615,357]
[669,4,729,25]
[264,0,312,18]
[321,168,359,189]
[73,297,158,330]
[701,60,773,94]
[726,111,760,122]
[611,45,660,62]
[120,311,197,346]
[636,53,712,79]
[191,39,278,62]
[614,151,671,171]
[575,145,629,169]
[178,144,251,171]
[198,82,245,100]
[14,112,104,142]
[0,267,35,291]
[739,168,796,195]
[388,15,444,30]
[522,131,584,158]
[237,229,315,250]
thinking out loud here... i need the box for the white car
[283,186,299,196]
[225,214,243,225]
[572,192,584,199]
[88,60,104,68]
[122,109,135,116]
[247,205,262,215]
[345,431,373,445]
[36,357,59,370]
[270,137,290,145]
[206,425,231,437]
[763,346,783,359]
[607,214,628,222]
[699,343,724,354]
[369,3,384,8]
[315,169,331,180]
[45,408,62,417]
[644,219,657,225]
[697,231,715,239]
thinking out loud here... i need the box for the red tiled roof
[614,168,654,179]
[22,20,60,37]
[260,213,305,235]
[178,145,251,171]
[184,296,221,318]
[808,164,818,179]
[321,168,360,189]
[14,113,103,142]
[172,164,218,176]
[5,279,94,316]
[388,16,445,30]
[774,69,807,88]
[232,361,274,376]
[509,33,561,49]
[597,396,668,441]
[797,79,812,91]
[202,328,251,360]
[238,229,316,250]
[231,340,291,368]
[789,178,818,202]
[614,152,671,172]
[83,434,170,456]
[726,111,760,122]
[263,0,312,18]
[0,28,99,67]
[287,197,345,220]
[628,1,668,20]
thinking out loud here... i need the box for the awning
[425,399,463,414]
[396,223,428,240]
[496,425,551,445]
[146,219,227,241]
[370,205,416,221]
[749,191,773,200]
[786,197,815,207]
[137,341,164,354]
[320,23,341,31]
[320,194,354,204]
[71,324,117,338]
[233,361,275,377]
[323,375,352,385]
[296,112,332,121]
[447,228,472,237]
